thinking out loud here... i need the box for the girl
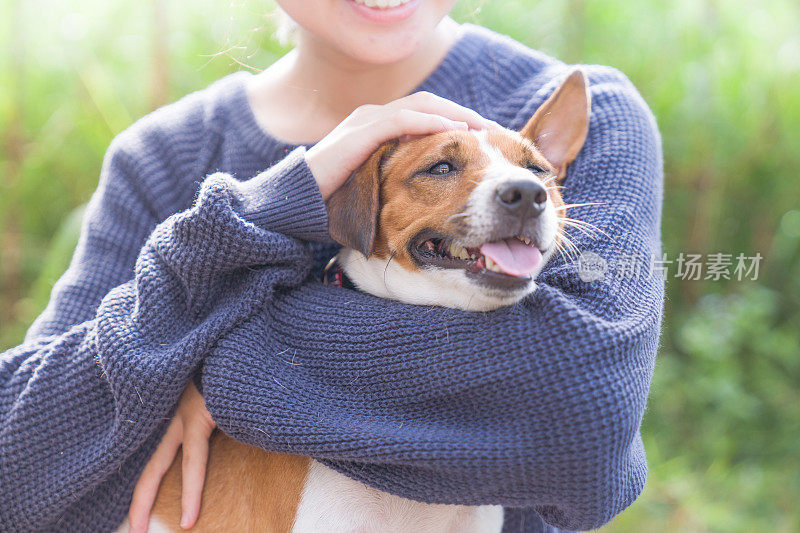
[0,1,663,532]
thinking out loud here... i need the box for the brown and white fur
[120,69,591,533]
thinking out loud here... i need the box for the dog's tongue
[480,238,542,277]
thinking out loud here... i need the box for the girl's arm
[200,68,663,531]
[0,90,489,530]
[0,139,327,529]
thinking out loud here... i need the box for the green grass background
[1,0,799,530]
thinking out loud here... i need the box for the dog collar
[323,254,356,289]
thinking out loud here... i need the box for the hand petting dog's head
[326,69,591,311]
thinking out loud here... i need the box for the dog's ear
[520,68,591,179]
[326,142,396,257]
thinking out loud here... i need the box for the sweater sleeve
[199,70,664,531]
[0,136,329,530]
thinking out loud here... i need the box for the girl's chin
[327,25,427,64]
[339,37,425,64]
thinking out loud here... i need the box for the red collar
[323,255,354,289]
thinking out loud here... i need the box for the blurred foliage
[1,0,799,530]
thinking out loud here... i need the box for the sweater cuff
[235,147,332,243]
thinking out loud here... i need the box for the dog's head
[326,69,591,311]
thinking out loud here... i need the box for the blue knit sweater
[0,24,663,532]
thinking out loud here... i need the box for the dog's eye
[526,164,546,174]
[427,162,454,175]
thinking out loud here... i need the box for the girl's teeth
[352,0,410,8]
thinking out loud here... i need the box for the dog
[126,68,591,533]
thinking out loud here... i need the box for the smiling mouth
[409,231,544,290]
[347,0,419,23]
[351,0,414,7]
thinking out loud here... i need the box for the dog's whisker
[561,219,603,233]
[554,239,577,263]
[553,240,568,262]
[445,212,470,225]
[562,235,581,255]
[383,250,398,290]
[554,202,601,210]
[573,228,597,239]
[563,226,600,242]
[559,228,581,246]
[557,233,582,260]
[552,240,562,259]
[560,216,599,223]
[560,218,610,239]
[561,245,578,263]
[559,215,602,227]
[562,226,605,240]
[558,243,579,262]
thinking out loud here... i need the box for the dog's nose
[495,181,548,218]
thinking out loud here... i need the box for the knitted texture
[0,24,663,532]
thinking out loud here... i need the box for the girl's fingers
[337,111,467,172]
[307,94,501,200]
[179,425,213,530]
[372,109,469,141]
[390,91,497,130]
[128,420,183,533]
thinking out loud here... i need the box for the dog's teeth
[449,244,470,260]
[484,257,502,273]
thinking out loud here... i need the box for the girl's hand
[128,381,216,532]
[306,91,499,200]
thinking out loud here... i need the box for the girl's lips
[345,0,421,24]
